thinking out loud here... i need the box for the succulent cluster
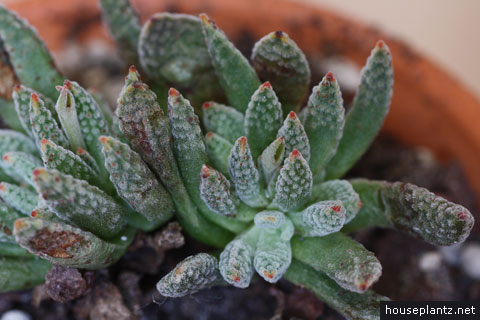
[0,1,475,319]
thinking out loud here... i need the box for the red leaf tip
[63,80,72,90]
[331,205,342,212]
[32,168,44,177]
[325,72,335,82]
[31,210,37,217]
[290,149,301,158]
[0,183,5,192]
[288,111,297,120]
[202,101,213,109]
[99,136,108,144]
[457,211,469,221]
[129,65,137,73]
[13,84,22,92]
[376,40,386,49]
[206,132,214,138]
[31,93,39,103]
[168,87,180,97]
[260,81,271,90]
[40,138,48,146]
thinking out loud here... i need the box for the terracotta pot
[5,0,480,206]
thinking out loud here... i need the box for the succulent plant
[0,2,475,320]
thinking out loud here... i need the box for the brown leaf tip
[206,132,214,139]
[201,164,212,179]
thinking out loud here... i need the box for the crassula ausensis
[0,2,474,319]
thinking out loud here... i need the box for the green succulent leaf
[2,151,41,186]
[244,81,283,159]
[200,13,260,113]
[100,135,174,226]
[0,201,24,243]
[273,150,312,211]
[346,179,474,246]
[0,5,63,100]
[99,0,141,66]
[200,165,238,217]
[254,227,291,283]
[311,180,362,223]
[288,200,346,237]
[277,111,310,162]
[219,227,259,288]
[259,136,285,185]
[285,259,387,320]
[251,31,310,113]
[40,139,101,189]
[303,72,344,177]
[205,132,232,177]
[13,85,55,137]
[228,137,268,208]
[0,129,38,156]
[0,182,37,215]
[202,101,244,144]
[139,13,222,108]
[90,89,114,132]
[14,217,132,269]
[291,232,382,293]
[29,92,69,149]
[326,41,393,179]
[33,168,126,238]
[67,80,110,173]
[157,253,219,298]
[0,256,51,293]
[169,88,247,233]
[54,84,86,152]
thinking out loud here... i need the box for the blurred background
[3,0,480,98]
[296,0,480,99]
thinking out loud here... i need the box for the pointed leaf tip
[376,40,386,49]
[168,87,180,97]
[63,80,72,90]
[199,13,214,28]
[290,149,301,158]
[288,111,297,119]
[202,101,214,109]
[260,81,272,90]
[325,71,335,82]
[30,93,39,103]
